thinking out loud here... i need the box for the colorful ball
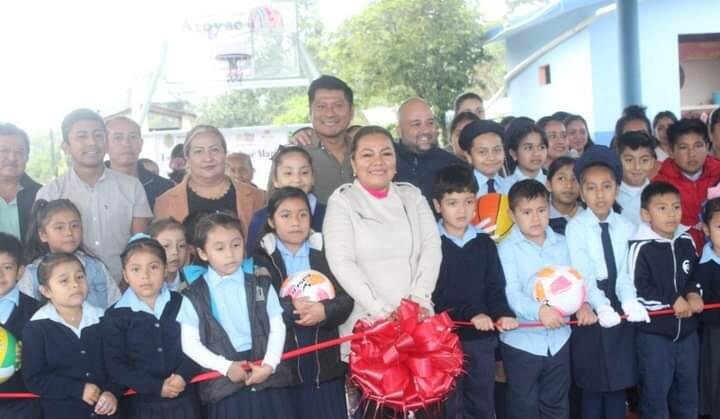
[472,193,513,240]
[533,266,586,316]
[280,270,336,302]
[0,326,19,384]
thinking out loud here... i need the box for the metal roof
[485,0,614,42]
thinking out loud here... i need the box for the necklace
[188,177,231,200]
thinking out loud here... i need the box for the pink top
[361,183,389,199]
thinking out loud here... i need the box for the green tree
[321,0,487,116]
[26,131,68,184]
[196,87,305,127]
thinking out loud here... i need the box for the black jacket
[432,233,513,341]
[137,162,175,211]
[253,232,353,385]
[628,224,701,340]
[394,142,465,205]
[17,173,41,242]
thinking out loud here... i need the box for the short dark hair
[0,123,30,153]
[704,196,720,223]
[641,181,680,210]
[37,252,84,289]
[653,110,678,129]
[432,164,479,201]
[547,156,576,181]
[508,179,550,211]
[182,210,213,250]
[552,111,572,122]
[121,237,167,269]
[0,232,23,266]
[308,75,354,107]
[506,120,548,152]
[449,111,480,135]
[708,108,720,136]
[537,115,563,131]
[194,212,245,251]
[171,143,184,159]
[350,125,394,159]
[453,92,483,112]
[61,109,105,142]
[667,118,709,148]
[500,116,517,129]
[615,105,651,138]
[616,131,657,158]
[147,217,185,239]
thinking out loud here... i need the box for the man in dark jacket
[0,123,42,242]
[105,116,175,211]
[393,98,465,204]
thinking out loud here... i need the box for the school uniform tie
[487,178,496,193]
[599,222,620,308]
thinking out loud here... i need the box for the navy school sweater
[22,316,124,419]
[101,291,201,401]
[694,258,720,325]
[432,233,514,341]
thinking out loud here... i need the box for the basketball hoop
[216,52,252,83]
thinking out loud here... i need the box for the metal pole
[618,0,642,106]
[137,40,169,129]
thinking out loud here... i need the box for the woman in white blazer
[323,125,442,350]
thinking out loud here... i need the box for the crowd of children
[1,105,720,419]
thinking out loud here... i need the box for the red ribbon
[3,301,719,402]
[349,299,464,412]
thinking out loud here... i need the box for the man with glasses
[0,123,42,241]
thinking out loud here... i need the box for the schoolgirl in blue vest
[0,233,41,418]
[245,146,326,256]
[565,146,649,419]
[176,212,298,419]
[102,235,202,419]
[253,186,353,419]
[22,252,123,419]
[19,199,121,308]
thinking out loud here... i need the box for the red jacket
[653,156,720,251]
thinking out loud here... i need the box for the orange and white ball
[472,193,513,241]
[279,270,336,302]
[533,266,586,316]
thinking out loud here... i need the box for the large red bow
[350,299,464,412]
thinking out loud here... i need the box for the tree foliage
[26,131,69,184]
[196,87,306,127]
[320,0,487,115]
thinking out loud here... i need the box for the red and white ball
[279,270,336,302]
[533,266,586,316]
